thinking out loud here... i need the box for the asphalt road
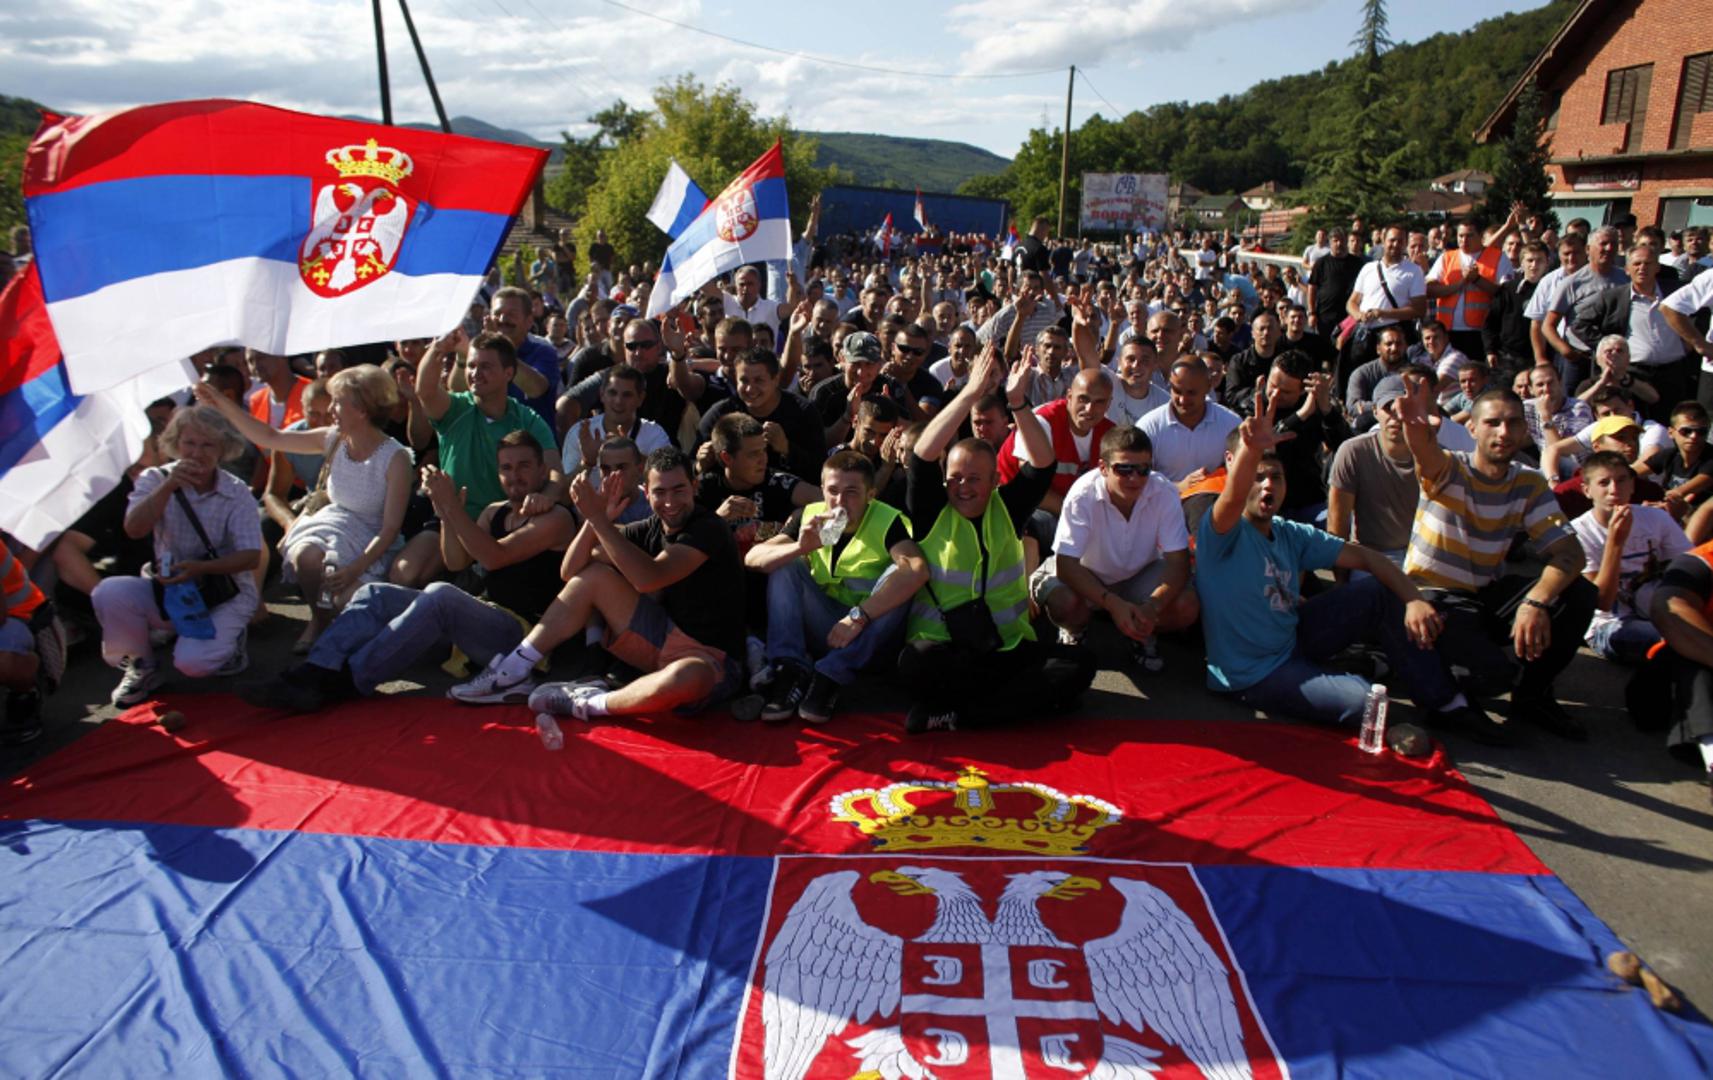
[6,591,1710,1014]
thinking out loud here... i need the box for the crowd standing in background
[4,209,1713,803]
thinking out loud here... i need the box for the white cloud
[946,0,1324,73]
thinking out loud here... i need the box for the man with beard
[1398,385,1598,742]
[455,447,746,716]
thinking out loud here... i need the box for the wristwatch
[847,606,871,625]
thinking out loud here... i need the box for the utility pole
[371,0,393,125]
[1057,65,1074,237]
[396,0,451,133]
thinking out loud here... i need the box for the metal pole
[396,0,451,133]
[372,0,393,125]
[1057,65,1074,237]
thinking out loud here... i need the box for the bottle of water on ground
[1359,684,1389,755]
[535,713,565,751]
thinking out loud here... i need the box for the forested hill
[962,0,1576,214]
[802,132,1010,191]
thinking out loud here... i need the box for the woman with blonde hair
[196,364,413,651]
[93,404,262,706]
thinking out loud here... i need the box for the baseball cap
[1589,414,1641,440]
[1372,375,1407,412]
[842,332,883,364]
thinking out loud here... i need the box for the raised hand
[1005,346,1037,409]
[600,467,633,520]
[1239,378,1297,452]
[568,469,605,522]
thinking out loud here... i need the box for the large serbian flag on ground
[1,703,1709,1076]
[23,99,545,394]
[648,142,791,317]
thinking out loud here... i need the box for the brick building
[1476,0,1713,231]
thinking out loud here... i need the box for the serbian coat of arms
[729,769,1288,1080]
[715,181,760,243]
[299,138,415,298]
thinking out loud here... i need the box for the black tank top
[482,506,563,621]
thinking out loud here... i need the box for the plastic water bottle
[818,506,849,547]
[1359,683,1389,755]
[535,713,565,751]
[318,559,338,609]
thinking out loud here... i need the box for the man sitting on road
[455,447,746,718]
[247,431,576,712]
[1031,427,1198,673]
[740,451,928,726]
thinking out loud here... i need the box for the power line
[588,0,1065,81]
[1077,68,1125,119]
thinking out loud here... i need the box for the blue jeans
[1232,575,1458,726]
[765,560,907,685]
[1588,616,1661,665]
[309,581,526,694]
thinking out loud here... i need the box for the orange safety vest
[1,544,45,621]
[1435,246,1504,330]
[248,377,310,429]
[1647,539,1713,659]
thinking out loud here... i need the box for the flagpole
[395,0,451,134]
[371,0,394,125]
[1057,64,1074,238]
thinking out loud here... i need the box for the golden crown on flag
[829,766,1123,855]
[325,139,414,186]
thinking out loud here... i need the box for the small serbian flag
[879,211,894,257]
[1003,222,1019,260]
[647,142,791,317]
[23,99,546,394]
[914,187,928,230]
[647,159,710,240]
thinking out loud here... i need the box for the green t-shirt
[432,392,557,518]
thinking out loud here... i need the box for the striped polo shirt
[1404,452,1573,592]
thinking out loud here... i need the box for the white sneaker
[1057,626,1084,647]
[527,678,609,718]
[111,659,165,708]
[1134,636,1164,674]
[448,655,536,705]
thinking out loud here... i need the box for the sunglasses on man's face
[894,344,927,357]
[623,339,657,351]
[1107,462,1151,478]
[1678,426,1709,437]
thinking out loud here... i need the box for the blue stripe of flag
[0,364,78,476]
[29,175,514,304]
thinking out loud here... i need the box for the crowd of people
[4,208,1713,799]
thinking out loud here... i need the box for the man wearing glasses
[1029,427,1197,672]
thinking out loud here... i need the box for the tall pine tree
[1484,78,1556,227]
[1301,0,1411,231]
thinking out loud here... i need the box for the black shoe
[798,673,841,725]
[761,665,807,723]
[1431,704,1519,747]
[905,704,961,735]
[1512,695,1589,742]
[1,689,43,746]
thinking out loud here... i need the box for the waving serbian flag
[646,158,710,240]
[647,142,791,317]
[2,700,1711,1076]
[0,265,190,547]
[23,99,546,394]
[914,187,928,230]
[878,211,894,257]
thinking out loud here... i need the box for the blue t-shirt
[1193,512,1345,692]
[506,334,562,431]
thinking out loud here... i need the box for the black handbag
[929,578,1003,654]
[153,488,241,612]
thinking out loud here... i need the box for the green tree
[0,132,27,237]
[545,99,649,223]
[1298,0,1410,232]
[576,76,830,275]
[1483,78,1556,227]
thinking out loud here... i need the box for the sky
[2,0,1556,158]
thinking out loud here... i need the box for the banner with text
[1080,172,1168,233]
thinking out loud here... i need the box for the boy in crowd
[1572,451,1689,663]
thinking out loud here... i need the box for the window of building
[1545,88,1564,132]
[1602,64,1653,152]
[1673,53,1713,150]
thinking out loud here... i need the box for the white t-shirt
[1436,417,1476,452]
[1523,265,1568,321]
[1663,270,1713,372]
[1351,259,1427,327]
[1571,505,1689,635]
[1572,416,1672,458]
[722,293,784,337]
[1105,381,1170,428]
[927,357,968,393]
[1052,467,1190,584]
[1303,244,1331,268]
[560,413,671,475]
